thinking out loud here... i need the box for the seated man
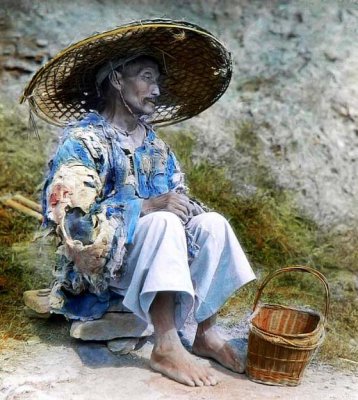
[23,20,256,387]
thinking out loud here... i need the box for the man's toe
[193,376,204,387]
[208,374,219,386]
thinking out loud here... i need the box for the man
[21,20,256,387]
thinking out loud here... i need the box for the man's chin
[142,105,156,116]
[133,103,156,117]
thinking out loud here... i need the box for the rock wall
[1,0,357,231]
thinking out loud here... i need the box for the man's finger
[169,207,189,223]
[175,210,189,223]
[168,203,188,216]
[176,197,191,209]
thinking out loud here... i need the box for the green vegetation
[0,108,356,370]
[0,106,59,345]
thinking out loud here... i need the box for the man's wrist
[141,198,155,216]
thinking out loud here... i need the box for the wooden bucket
[246,266,330,386]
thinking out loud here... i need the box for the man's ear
[108,70,123,90]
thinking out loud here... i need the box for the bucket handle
[252,265,330,322]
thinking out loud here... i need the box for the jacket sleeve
[167,150,186,193]
[166,149,207,216]
[43,126,107,226]
[42,126,127,295]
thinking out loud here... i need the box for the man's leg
[193,314,246,373]
[110,211,195,326]
[150,291,218,387]
[110,211,218,386]
[187,212,256,372]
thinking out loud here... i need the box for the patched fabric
[43,112,202,320]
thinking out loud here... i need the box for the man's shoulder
[146,129,170,154]
[63,113,107,143]
[60,113,109,160]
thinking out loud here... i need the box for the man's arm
[43,132,119,277]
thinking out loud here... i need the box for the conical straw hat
[20,19,232,127]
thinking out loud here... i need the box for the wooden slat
[12,194,42,213]
[2,199,43,221]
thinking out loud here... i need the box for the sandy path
[1,335,357,400]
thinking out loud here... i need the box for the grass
[0,106,59,347]
[0,108,357,370]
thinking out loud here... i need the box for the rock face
[1,0,357,230]
[70,312,153,341]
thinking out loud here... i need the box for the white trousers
[110,211,256,329]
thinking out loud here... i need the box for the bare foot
[150,331,218,387]
[192,325,246,374]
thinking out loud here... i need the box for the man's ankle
[154,329,182,351]
[196,315,217,337]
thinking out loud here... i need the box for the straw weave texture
[246,266,329,386]
[246,304,325,386]
[21,19,232,127]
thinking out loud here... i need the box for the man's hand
[141,192,191,222]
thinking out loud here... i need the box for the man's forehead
[124,58,160,76]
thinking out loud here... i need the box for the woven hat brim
[21,19,232,127]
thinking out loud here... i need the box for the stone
[70,312,153,341]
[107,297,131,313]
[3,59,36,73]
[0,42,16,56]
[76,342,122,367]
[26,335,42,345]
[107,338,139,355]
[36,38,48,47]
[24,306,51,319]
[23,289,51,314]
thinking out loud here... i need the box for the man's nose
[151,84,160,97]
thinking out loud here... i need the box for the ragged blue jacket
[43,112,201,320]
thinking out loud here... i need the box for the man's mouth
[145,98,156,106]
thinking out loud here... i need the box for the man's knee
[192,212,228,231]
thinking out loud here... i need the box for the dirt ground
[1,339,357,400]
[0,317,357,400]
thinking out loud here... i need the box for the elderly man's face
[118,58,160,116]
